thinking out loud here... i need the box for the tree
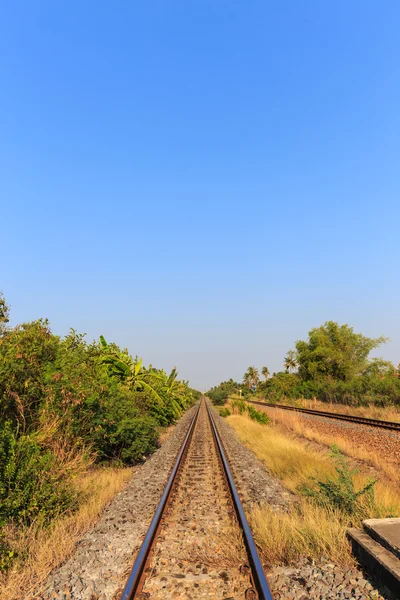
[362,358,395,378]
[283,350,297,373]
[0,292,10,334]
[243,366,259,389]
[261,366,270,380]
[295,321,387,382]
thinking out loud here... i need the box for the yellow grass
[251,502,352,568]
[0,467,132,600]
[265,408,400,487]
[227,414,400,566]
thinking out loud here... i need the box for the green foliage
[0,533,14,573]
[243,366,259,389]
[207,379,242,405]
[0,294,198,570]
[105,414,159,463]
[256,321,399,407]
[0,291,10,334]
[218,407,231,418]
[295,321,387,383]
[230,398,247,414]
[230,399,269,424]
[261,366,270,380]
[0,422,79,528]
[247,404,270,424]
[300,446,376,518]
[283,350,297,373]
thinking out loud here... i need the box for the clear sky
[1,1,399,390]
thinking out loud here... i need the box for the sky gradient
[1,1,399,390]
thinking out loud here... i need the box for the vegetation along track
[246,400,400,431]
[121,398,273,600]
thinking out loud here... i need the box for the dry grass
[158,423,176,445]
[0,467,132,600]
[250,502,352,568]
[227,414,334,491]
[265,408,400,487]
[227,414,400,566]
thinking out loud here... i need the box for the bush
[218,407,231,418]
[230,399,247,415]
[207,379,242,405]
[300,445,376,518]
[103,415,159,463]
[247,404,270,424]
[0,532,13,573]
[0,422,79,528]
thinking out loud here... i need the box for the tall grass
[250,502,351,567]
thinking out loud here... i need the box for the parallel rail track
[246,399,400,432]
[121,398,273,600]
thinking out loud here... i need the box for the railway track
[246,399,400,431]
[121,398,273,600]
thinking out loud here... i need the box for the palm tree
[261,366,270,380]
[243,366,259,389]
[284,350,297,373]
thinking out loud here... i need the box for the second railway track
[121,398,273,600]
[246,399,400,431]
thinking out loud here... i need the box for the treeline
[0,293,199,570]
[208,321,400,407]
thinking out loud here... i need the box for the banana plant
[99,336,164,406]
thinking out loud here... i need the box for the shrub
[300,445,376,518]
[247,404,270,424]
[230,399,247,415]
[103,415,159,463]
[0,422,79,528]
[0,532,13,573]
[218,407,231,418]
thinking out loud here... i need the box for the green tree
[261,366,270,380]
[283,350,297,373]
[243,366,259,389]
[0,292,10,335]
[295,321,387,382]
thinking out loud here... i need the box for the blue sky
[1,1,399,389]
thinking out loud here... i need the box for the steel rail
[206,402,274,600]
[246,399,400,432]
[120,400,201,600]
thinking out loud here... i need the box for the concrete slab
[348,527,400,600]
[363,518,400,560]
